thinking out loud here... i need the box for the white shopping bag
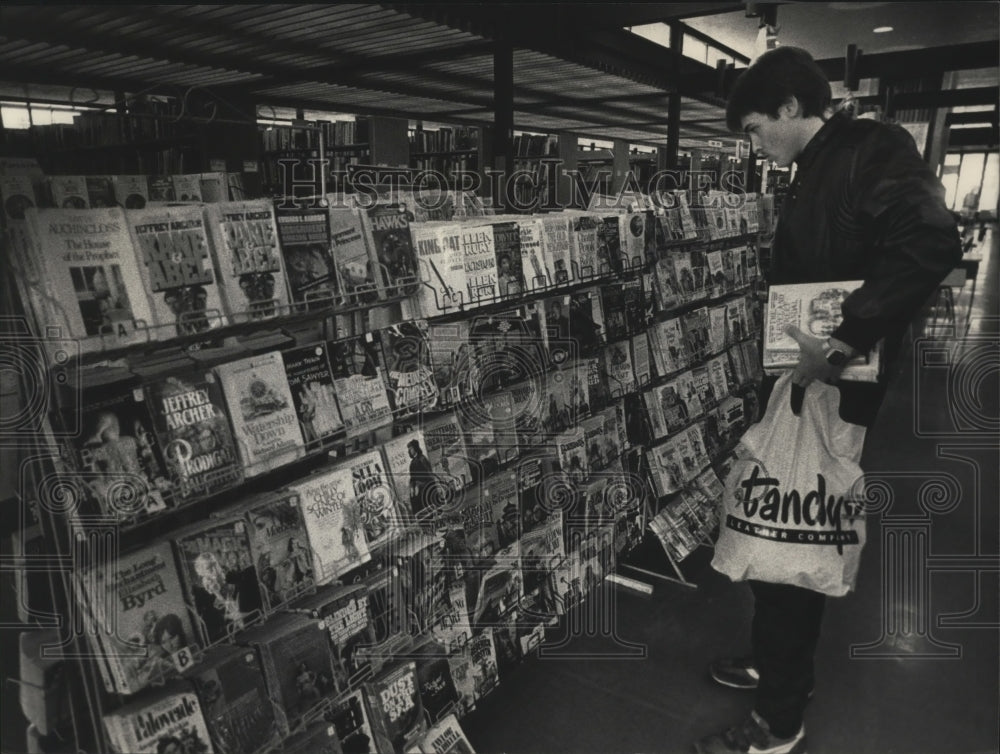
[711,373,868,596]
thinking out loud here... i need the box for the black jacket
[765,112,961,426]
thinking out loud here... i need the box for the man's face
[741,110,799,168]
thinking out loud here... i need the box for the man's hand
[785,325,854,388]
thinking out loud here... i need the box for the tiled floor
[462,230,999,754]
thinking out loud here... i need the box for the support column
[494,39,515,211]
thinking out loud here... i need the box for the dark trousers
[750,580,827,738]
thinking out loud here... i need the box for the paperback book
[596,213,625,275]
[215,350,306,477]
[484,469,521,551]
[76,540,198,695]
[205,199,290,321]
[328,333,394,438]
[764,281,883,382]
[173,515,263,644]
[422,412,472,493]
[186,645,280,753]
[364,660,427,754]
[67,367,173,520]
[414,648,461,726]
[570,213,600,278]
[127,204,226,336]
[329,205,380,303]
[24,207,156,352]
[493,220,526,298]
[113,175,149,209]
[287,583,376,688]
[102,683,213,754]
[540,214,572,285]
[412,221,466,314]
[244,490,316,611]
[345,448,403,550]
[364,201,420,295]
[275,203,339,308]
[517,216,551,290]
[238,612,339,733]
[379,319,440,417]
[326,689,377,754]
[48,175,89,209]
[144,367,242,501]
[282,341,345,448]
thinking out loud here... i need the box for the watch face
[826,348,850,367]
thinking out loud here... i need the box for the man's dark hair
[725,46,831,132]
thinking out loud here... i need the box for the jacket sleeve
[831,125,962,353]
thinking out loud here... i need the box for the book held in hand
[763,281,882,382]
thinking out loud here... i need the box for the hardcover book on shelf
[328,333,394,438]
[48,175,89,209]
[287,583,377,688]
[422,412,472,493]
[290,465,372,583]
[102,682,213,754]
[411,221,467,315]
[329,205,381,303]
[540,214,572,285]
[237,612,339,734]
[143,365,243,502]
[764,281,883,382]
[171,174,203,202]
[379,319,440,417]
[244,490,315,611]
[275,203,339,308]
[173,515,263,645]
[363,201,420,296]
[127,204,226,336]
[186,644,280,753]
[327,689,377,754]
[75,540,198,696]
[64,367,173,521]
[215,350,306,477]
[282,341,345,448]
[364,660,427,754]
[23,207,157,352]
[204,199,291,321]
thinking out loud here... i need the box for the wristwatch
[823,340,852,367]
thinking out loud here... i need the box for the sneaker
[709,657,760,690]
[693,712,807,754]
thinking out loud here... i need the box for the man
[695,47,960,754]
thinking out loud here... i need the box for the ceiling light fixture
[873,26,894,33]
